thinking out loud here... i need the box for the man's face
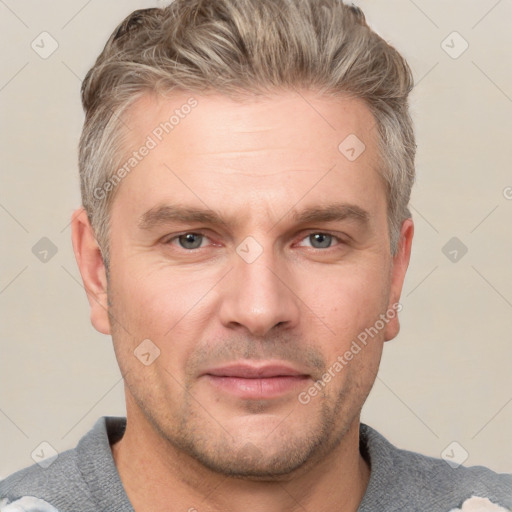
[84,90,411,477]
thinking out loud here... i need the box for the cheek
[300,263,389,338]
[110,263,206,327]
[107,264,220,375]
[296,265,388,395]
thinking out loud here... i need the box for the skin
[72,89,414,512]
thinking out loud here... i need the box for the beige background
[1,0,511,478]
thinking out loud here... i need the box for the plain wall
[1,0,511,478]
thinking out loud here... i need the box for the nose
[218,242,301,337]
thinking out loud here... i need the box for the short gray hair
[79,0,416,266]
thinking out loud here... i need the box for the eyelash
[162,231,346,251]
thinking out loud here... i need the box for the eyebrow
[138,202,370,231]
[291,203,370,226]
[138,205,228,230]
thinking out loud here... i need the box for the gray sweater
[1,417,511,511]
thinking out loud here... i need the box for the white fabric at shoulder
[0,496,59,512]
[449,495,510,512]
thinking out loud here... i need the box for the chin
[181,440,318,480]
[164,411,342,480]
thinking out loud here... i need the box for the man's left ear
[383,217,414,341]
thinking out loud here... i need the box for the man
[1,0,510,510]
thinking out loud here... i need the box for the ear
[383,217,414,341]
[71,208,111,335]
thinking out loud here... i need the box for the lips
[202,362,310,399]
[205,364,306,379]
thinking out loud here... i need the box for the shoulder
[0,417,126,512]
[359,423,512,511]
[0,446,93,510]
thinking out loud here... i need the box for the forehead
[114,89,386,226]
[123,89,378,159]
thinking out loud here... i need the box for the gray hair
[79,0,416,266]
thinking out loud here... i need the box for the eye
[169,232,208,250]
[297,232,341,249]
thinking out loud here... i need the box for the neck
[112,406,370,512]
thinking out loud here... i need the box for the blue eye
[301,233,336,249]
[176,233,205,249]
[309,233,333,248]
